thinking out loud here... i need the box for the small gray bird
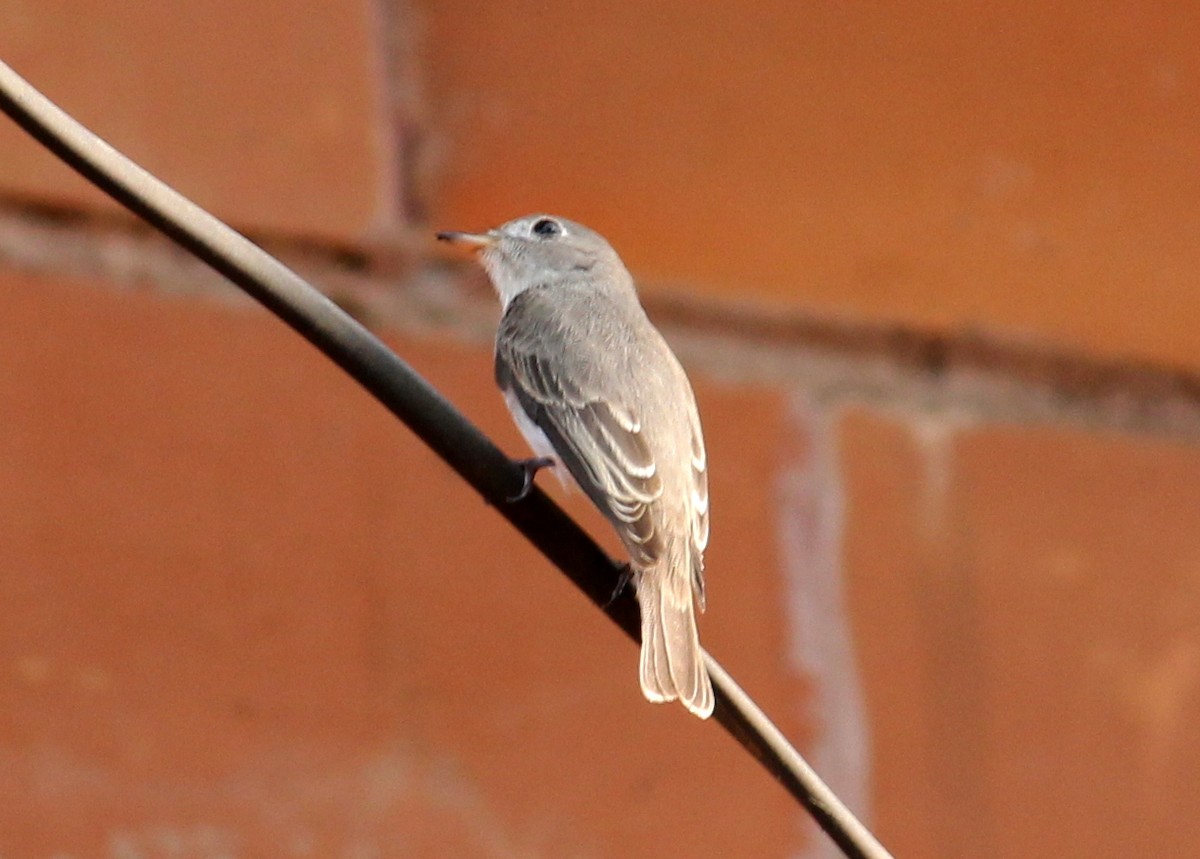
[438,214,714,719]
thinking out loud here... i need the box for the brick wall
[3,3,1199,857]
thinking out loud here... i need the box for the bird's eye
[531,218,562,238]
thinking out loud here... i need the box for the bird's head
[437,214,630,308]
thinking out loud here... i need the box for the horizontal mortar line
[646,291,1200,439]
[2,197,1200,441]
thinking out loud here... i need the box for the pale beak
[436,230,496,250]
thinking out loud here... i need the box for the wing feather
[496,292,664,563]
[496,286,707,594]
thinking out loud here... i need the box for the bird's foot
[604,563,633,608]
[507,456,556,502]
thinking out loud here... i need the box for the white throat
[480,250,528,310]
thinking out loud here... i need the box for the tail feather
[636,560,714,719]
[639,596,671,703]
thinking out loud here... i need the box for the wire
[0,58,893,859]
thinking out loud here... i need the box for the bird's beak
[436,230,497,250]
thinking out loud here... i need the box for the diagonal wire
[0,58,893,859]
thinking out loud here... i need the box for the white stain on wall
[776,392,870,859]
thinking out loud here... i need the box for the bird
[437,214,714,719]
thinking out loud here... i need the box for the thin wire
[0,58,893,859]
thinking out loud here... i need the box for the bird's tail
[635,551,714,719]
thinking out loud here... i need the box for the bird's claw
[507,456,556,503]
[604,563,633,608]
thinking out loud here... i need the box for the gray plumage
[438,214,714,719]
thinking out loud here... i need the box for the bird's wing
[495,289,665,566]
[685,384,709,609]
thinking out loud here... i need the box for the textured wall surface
[3,2,1200,857]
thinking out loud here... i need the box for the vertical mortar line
[777,391,871,859]
[368,0,429,231]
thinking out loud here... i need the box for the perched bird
[438,215,714,719]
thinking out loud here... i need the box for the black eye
[531,218,561,238]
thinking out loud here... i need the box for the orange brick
[0,270,802,855]
[427,1,1200,370]
[840,408,1200,857]
[0,0,397,242]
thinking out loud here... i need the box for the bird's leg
[604,563,634,608]
[507,456,556,503]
